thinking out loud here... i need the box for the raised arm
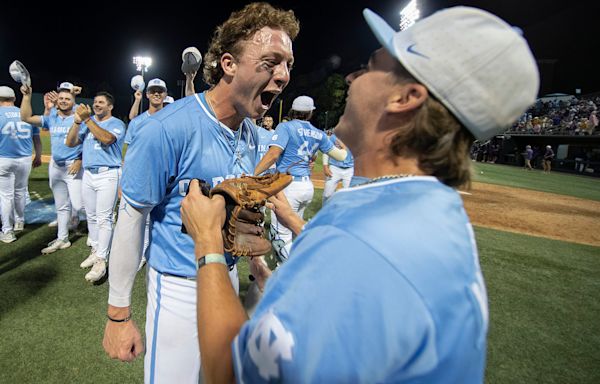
[128,91,142,120]
[19,85,43,127]
[185,71,197,97]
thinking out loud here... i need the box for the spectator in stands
[587,110,598,134]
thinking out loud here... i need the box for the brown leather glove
[210,173,292,257]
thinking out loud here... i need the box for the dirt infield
[314,177,600,247]
[461,183,600,246]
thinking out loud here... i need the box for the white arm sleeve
[322,153,330,166]
[327,146,347,162]
[108,199,151,307]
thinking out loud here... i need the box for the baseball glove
[210,173,292,257]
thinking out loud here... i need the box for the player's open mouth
[260,91,277,109]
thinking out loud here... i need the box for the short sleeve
[269,123,289,150]
[121,119,177,208]
[106,118,125,140]
[319,132,334,154]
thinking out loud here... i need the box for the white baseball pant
[145,265,239,383]
[49,158,83,241]
[322,165,354,203]
[82,168,120,260]
[270,178,313,262]
[0,156,32,233]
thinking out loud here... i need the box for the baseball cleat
[13,222,25,232]
[80,250,98,269]
[85,259,107,282]
[0,231,17,244]
[41,238,71,254]
[181,47,202,75]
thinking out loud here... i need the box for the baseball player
[181,6,539,383]
[0,86,42,243]
[254,95,347,262]
[102,3,299,383]
[65,92,125,282]
[20,82,83,253]
[124,78,169,270]
[322,132,354,203]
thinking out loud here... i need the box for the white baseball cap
[8,60,31,86]
[363,7,539,140]
[164,96,175,104]
[147,78,167,92]
[131,75,145,91]
[58,82,74,91]
[0,86,16,98]
[292,95,316,112]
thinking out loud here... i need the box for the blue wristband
[196,253,227,270]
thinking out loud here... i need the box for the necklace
[206,92,244,160]
[358,174,415,186]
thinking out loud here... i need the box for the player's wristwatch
[196,253,227,270]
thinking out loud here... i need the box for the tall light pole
[133,56,152,113]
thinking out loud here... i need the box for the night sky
[1,0,595,117]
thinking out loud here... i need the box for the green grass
[40,132,51,156]
[472,162,600,201]
[477,227,600,383]
[2,165,599,383]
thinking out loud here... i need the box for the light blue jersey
[328,133,354,168]
[233,177,488,383]
[0,106,39,158]
[41,108,82,162]
[79,116,125,169]
[121,92,260,277]
[125,111,151,145]
[270,120,333,176]
[257,126,275,160]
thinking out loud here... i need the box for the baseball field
[0,156,599,383]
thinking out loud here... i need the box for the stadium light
[133,56,152,73]
[132,56,152,113]
[399,0,420,31]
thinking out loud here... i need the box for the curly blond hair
[203,2,300,86]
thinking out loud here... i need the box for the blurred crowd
[508,96,599,135]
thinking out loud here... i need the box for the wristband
[196,253,227,270]
[107,312,131,323]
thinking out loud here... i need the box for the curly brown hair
[203,2,300,86]
[388,64,475,188]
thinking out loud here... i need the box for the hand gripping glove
[210,173,292,257]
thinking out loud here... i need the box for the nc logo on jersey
[248,310,295,380]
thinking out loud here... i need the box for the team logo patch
[248,310,294,380]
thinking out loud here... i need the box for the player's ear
[385,83,428,114]
[221,53,237,77]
